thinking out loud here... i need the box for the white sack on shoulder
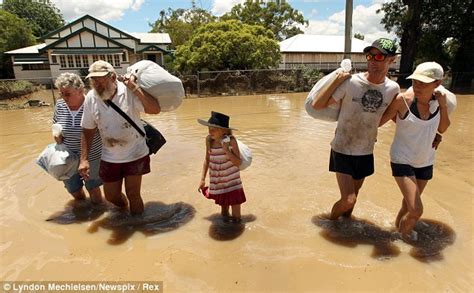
[36,143,79,180]
[305,59,352,122]
[127,60,185,112]
[236,140,252,171]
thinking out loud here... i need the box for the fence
[0,70,472,109]
[188,68,323,97]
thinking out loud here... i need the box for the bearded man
[79,60,160,215]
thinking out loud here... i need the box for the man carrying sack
[79,60,161,215]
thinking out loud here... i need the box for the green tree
[150,5,216,48]
[0,10,36,78]
[378,0,473,88]
[220,0,308,41]
[2,0,64,37]
[174,20,281,74]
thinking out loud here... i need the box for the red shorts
[99,155,151,182]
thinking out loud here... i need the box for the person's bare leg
[341,178,365,218]
[395,179,427,228]
[395,199,407,228]
[88,187,103,204]
[395,176,423,238]
[70,188,86,200]
[124,175,144,215]
[104,180,127,208]
[231,204,241,223]
[330,173,364,220]
[221,205,230,217]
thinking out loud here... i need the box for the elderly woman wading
[53,72,103,203]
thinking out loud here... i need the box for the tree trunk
[398,0,422,88]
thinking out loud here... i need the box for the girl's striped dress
[207,145,246,206]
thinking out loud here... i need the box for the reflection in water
[205,213,257,241]
[46,199,108,224]
[88,201,195,245]
[313,214,401,260]
[407,219,456,262]
[314,215,456,262]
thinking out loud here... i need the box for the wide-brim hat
[197,111,237,130]
[86,60,115,79]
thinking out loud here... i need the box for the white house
[279,34,399,71]
[6,14,172,80]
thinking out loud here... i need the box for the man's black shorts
[329,149,374,180]
[390,162,433,180]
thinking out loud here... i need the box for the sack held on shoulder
[105,100,166,155]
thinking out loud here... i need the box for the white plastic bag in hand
[305,59,352,122]
[36,143,79,180]
[127,60,185,112]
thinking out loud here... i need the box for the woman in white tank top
[379,62,451,241]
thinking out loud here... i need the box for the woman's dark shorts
[99,155,150,182]
[329,149,374,180]
[390,162,433,180]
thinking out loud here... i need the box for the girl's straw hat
[197,111,237,130]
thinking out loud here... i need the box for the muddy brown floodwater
[0,92,472,292]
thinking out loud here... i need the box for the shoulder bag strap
[105,99,145,137]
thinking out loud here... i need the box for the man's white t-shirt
[81,81,148,163]
[331,73,400,156]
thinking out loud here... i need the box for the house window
[92,55,98,62]
[51,55,57,64]
[122,52,127,62]
[107,54,113,65]
[75,55,82,68]
[99,54,106,61]
[67,55,74,67]
[113,54,120,67]
[21,64,50,70]
[82,55,89,67]
[59,55,67,67]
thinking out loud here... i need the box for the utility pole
[344,0,353,59]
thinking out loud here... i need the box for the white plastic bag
[127,60,185,112]
[237,140,252,171]
[406,84,457,115]
[223,136,252,171]
[36,143,79,180]
[305,59,352,122]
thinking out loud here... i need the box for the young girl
[198,111,246,223]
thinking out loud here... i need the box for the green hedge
[0,80,34,100]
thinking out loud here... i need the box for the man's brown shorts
[99,155,150,182]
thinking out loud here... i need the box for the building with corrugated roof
[5,14,172,80]
[279,34,399,72]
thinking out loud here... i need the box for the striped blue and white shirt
[53,99,102,161]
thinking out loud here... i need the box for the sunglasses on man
[366,53,388,62]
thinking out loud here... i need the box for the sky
[2,0,396,42]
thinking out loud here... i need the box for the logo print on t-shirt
[359,89,383,112]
